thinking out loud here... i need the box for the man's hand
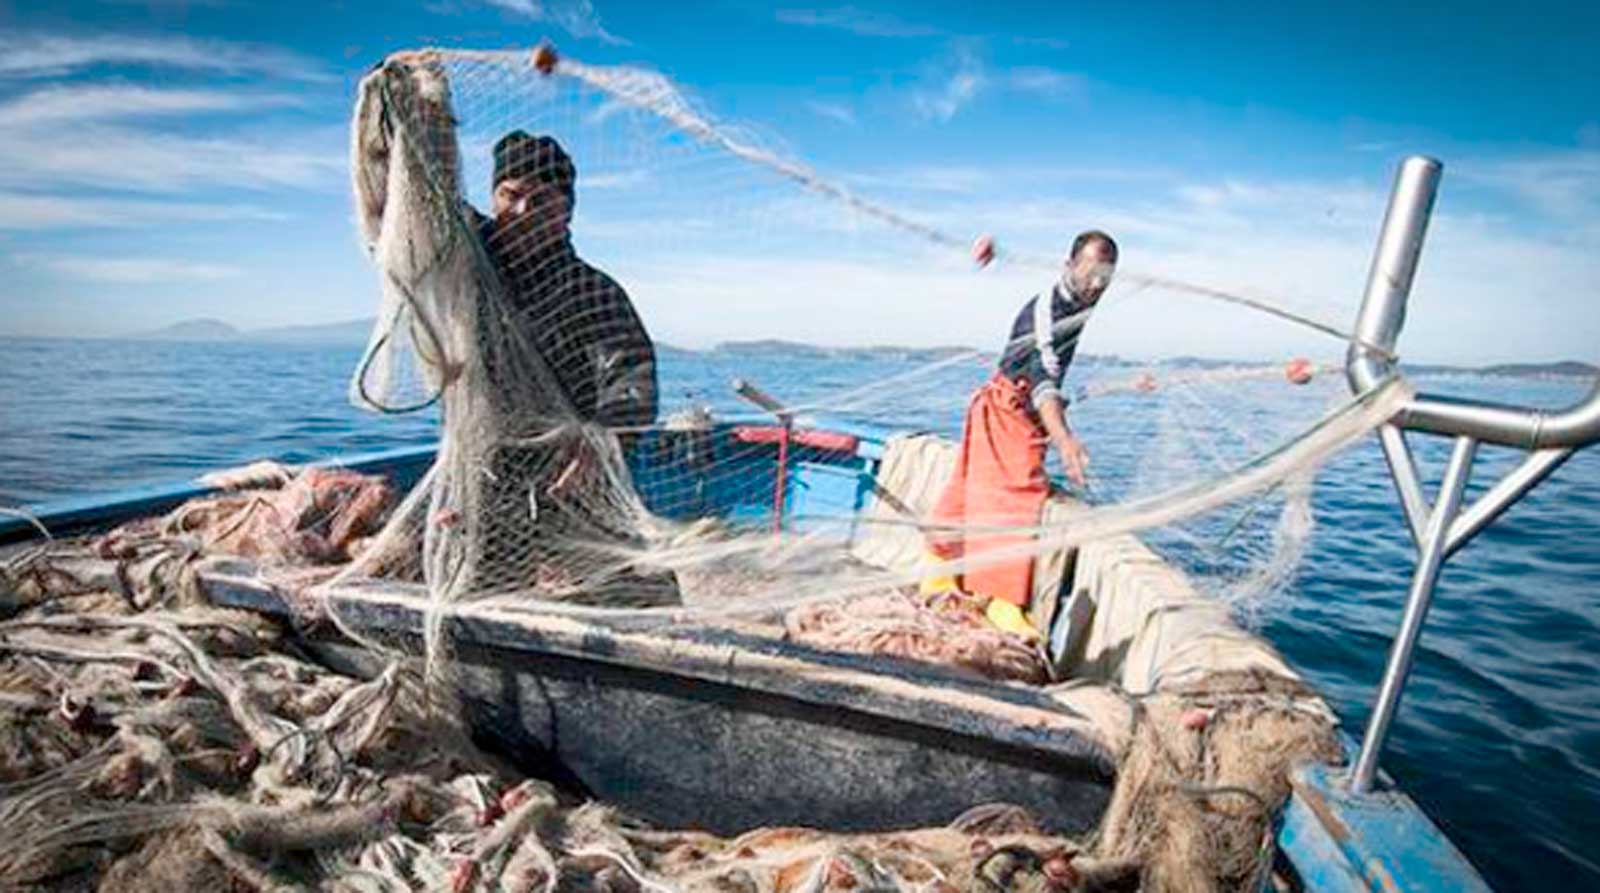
[384,49,439,69]
[1055,433,1090,487]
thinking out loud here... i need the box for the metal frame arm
[1343,155,1600,794]
[1348,156,1600,450]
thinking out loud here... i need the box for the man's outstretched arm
[1037,394,1089,487]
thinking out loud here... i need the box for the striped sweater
[996,283,1096,413]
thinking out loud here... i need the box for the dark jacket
[475,209,659,430]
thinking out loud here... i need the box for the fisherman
[470,130,673,602]
[923,230,1118,637]
[477,130,659,430]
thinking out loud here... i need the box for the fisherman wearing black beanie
[492,130,576,222]
[474,130,657,432]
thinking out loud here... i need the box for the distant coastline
[126,317,377,345]
[3,323,1593,381]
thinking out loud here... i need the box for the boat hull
[312,637,1112,834]
[208,572,1117,835]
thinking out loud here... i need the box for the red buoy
[532,43,559,75]
[1284,357,1315,385]
[971,234,996,268]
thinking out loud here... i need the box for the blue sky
[0,0,1596,364]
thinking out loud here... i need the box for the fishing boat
[4,145,1592,890]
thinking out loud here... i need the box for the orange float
[971,233,996,268]
[532,43,559,75]
[1285,357,1315,385]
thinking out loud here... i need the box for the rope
[0,506,52,540]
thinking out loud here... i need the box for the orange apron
[927,374,1050,607]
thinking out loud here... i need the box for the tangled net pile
[0,541,1338,892]
[0,42,1414,892]
[1,558,1140,893]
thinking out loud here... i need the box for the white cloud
[909,47,1085,122]
[806,100,857,127]
[474,0,625,44]
[0,84,303,127]
[848,163,1166,198]
[848,165,989,194]
[0,79,339,233]
[986,172,1600,365]
[616,251,1029,351]
[912,44,986,122]
[0,124,343,193]
[1008,66,1083,100]
[586,150,1600,365]
[17,253,245,284]
[0,32,333,81]
[0,33,340,233]
[0,192,288,229]
[582,169,652,190]
[775,7,941,38]
[1456,149,1600,233]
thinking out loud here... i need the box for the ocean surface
[2,334,1597,890]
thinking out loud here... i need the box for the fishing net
[337,46,1392,626]
[0,43,1416,893]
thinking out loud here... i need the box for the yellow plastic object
[918,550,960,596]
[984,597,1038,639]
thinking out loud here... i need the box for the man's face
[1063,241,1116,304]
[491,175,570,248]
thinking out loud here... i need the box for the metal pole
[1351,435,1478,793]
[1377,424,1429,547]
[1445,447,1574,559]
[1346,156,1442,395]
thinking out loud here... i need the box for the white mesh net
[326,45,1411,655]
[335,46,1399,641]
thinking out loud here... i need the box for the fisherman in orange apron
[924,230,1118,636]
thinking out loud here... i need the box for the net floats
[972,233,996,268]
[1285,357,1315,385]
[533,42,559,75]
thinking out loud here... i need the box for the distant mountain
[112,322,1599,380]
[712,339,987,363]
[1480,361,1598,379]
[1164,355,1243,370]
[716,339,832,358]
[128,317,373,345]
[131,318,242,341]
[1406,360,1598,379]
